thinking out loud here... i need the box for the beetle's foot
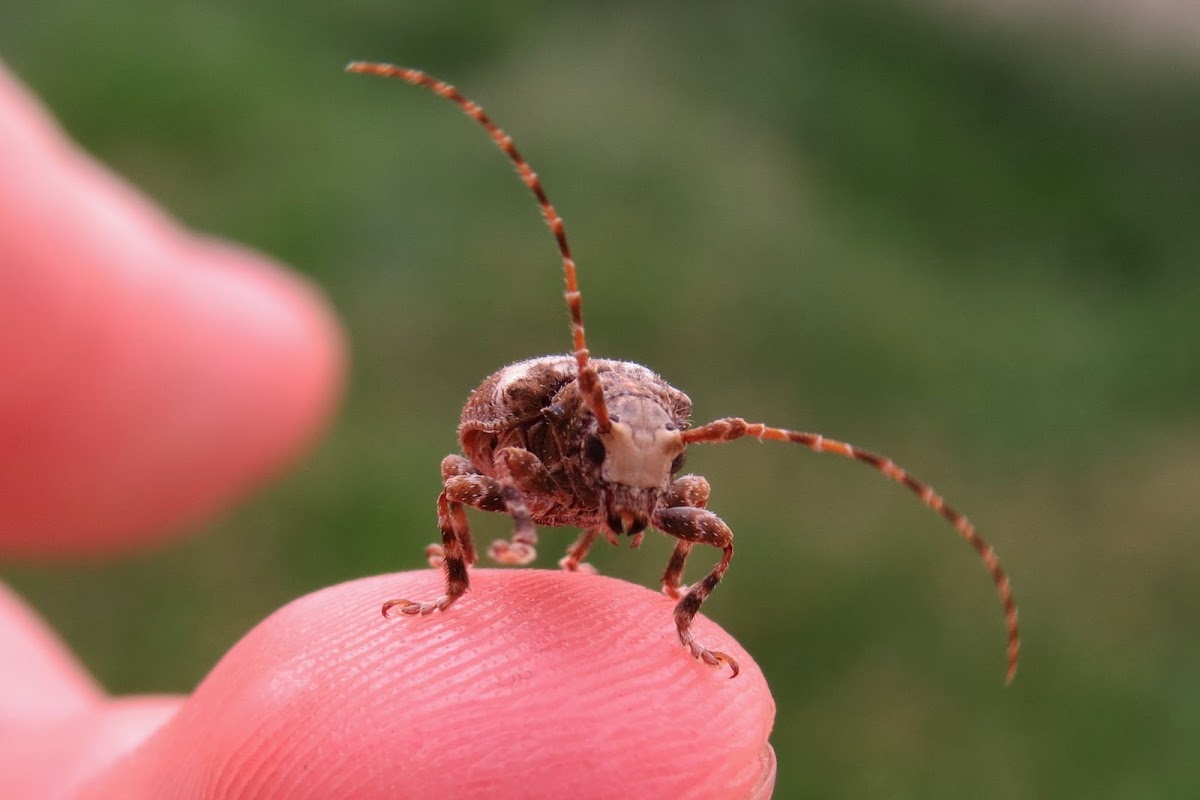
[488,539,537,565]
[687,640,740,679]
[558,554,598,575]
[382,595,454,617]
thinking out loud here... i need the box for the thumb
[0,61,343,557]
[82,570,776,800]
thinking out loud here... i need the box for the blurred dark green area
[3,0,1200,796]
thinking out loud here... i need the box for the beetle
[347,62,1019,681]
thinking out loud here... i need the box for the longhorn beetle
[347,61,1020,682]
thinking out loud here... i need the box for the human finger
[80,570,776,799]
[0,62,344,557]
[0,582,183,798]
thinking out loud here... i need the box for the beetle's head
[583,394,686,535]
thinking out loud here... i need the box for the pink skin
[0,62,343,557]
[0,62,776,798]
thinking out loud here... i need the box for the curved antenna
[683,417,1020,684]
[346,62,612,432]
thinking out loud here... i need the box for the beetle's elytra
[347,61,1019,682]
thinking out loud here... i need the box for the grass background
[3,1,1200,796]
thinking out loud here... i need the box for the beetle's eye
[670,451,687,475]
[584,435,606,465]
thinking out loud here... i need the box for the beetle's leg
[382,482,474,617]
[661,541,693,601]
[658,475,711,598]
[652,505,738,678]
[427,452,542,566]
[441,453,475,479]
[420,455,481,568]
[486,447,546,565]
[663,473,711,510]
[497,446,559,496]
[559,528,602,574]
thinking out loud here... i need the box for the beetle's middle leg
[428,448,554,566]
[484,447,548,565]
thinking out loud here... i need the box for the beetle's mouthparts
[607,510,647,536]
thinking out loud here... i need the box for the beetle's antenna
[683,417,1020,684]
[346,62,612,432]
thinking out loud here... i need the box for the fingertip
[749,744,778,800]
[93,570,774,799]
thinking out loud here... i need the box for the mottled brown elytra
[347,61,1019,682]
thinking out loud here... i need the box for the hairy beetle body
[460,356,691,530]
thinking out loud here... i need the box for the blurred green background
[3,1,1200,796]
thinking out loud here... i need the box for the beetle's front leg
[381,464,476,617]
[652,503,738,678]
[659,475,711,599]
[420,455,482,569]
[383,448,550,618]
